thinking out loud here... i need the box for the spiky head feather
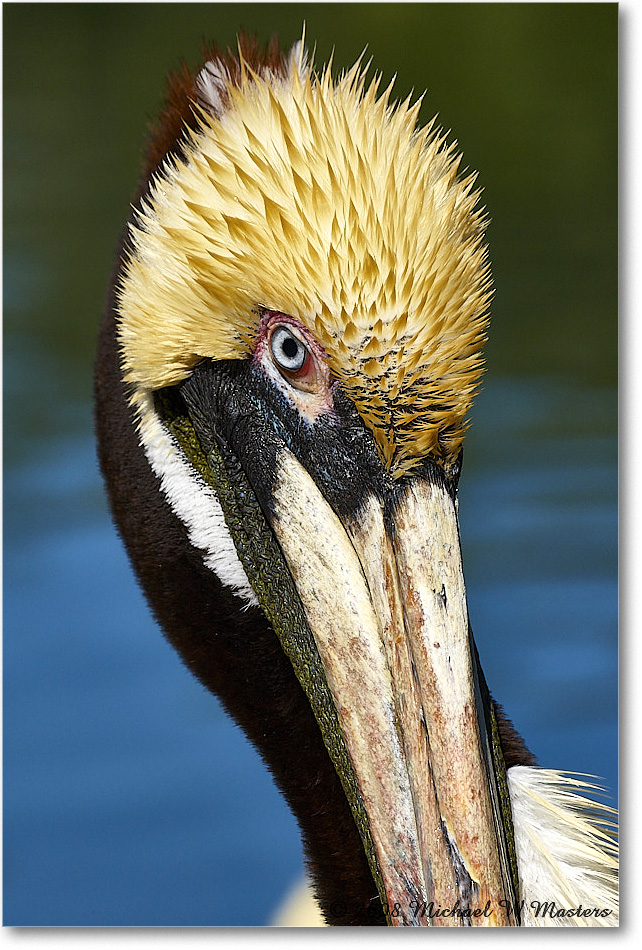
[118,38,492,477]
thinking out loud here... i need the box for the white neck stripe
[136,392,258,609]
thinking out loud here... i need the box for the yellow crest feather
[118,45,492,476]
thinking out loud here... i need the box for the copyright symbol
[328,901,347,919]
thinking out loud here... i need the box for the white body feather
[509,766,618,926]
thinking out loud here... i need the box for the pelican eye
[269,326,309,375]
[261,316,328,399]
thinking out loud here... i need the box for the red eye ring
[264,319,322,393]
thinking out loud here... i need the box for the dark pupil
[282,336,299,360]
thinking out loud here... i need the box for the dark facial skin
[172,355,459,538]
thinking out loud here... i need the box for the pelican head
[95,34,617,926]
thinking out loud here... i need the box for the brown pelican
[95,35,618,926]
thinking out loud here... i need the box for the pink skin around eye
[252,309,336,423]
[252,311,325,365]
